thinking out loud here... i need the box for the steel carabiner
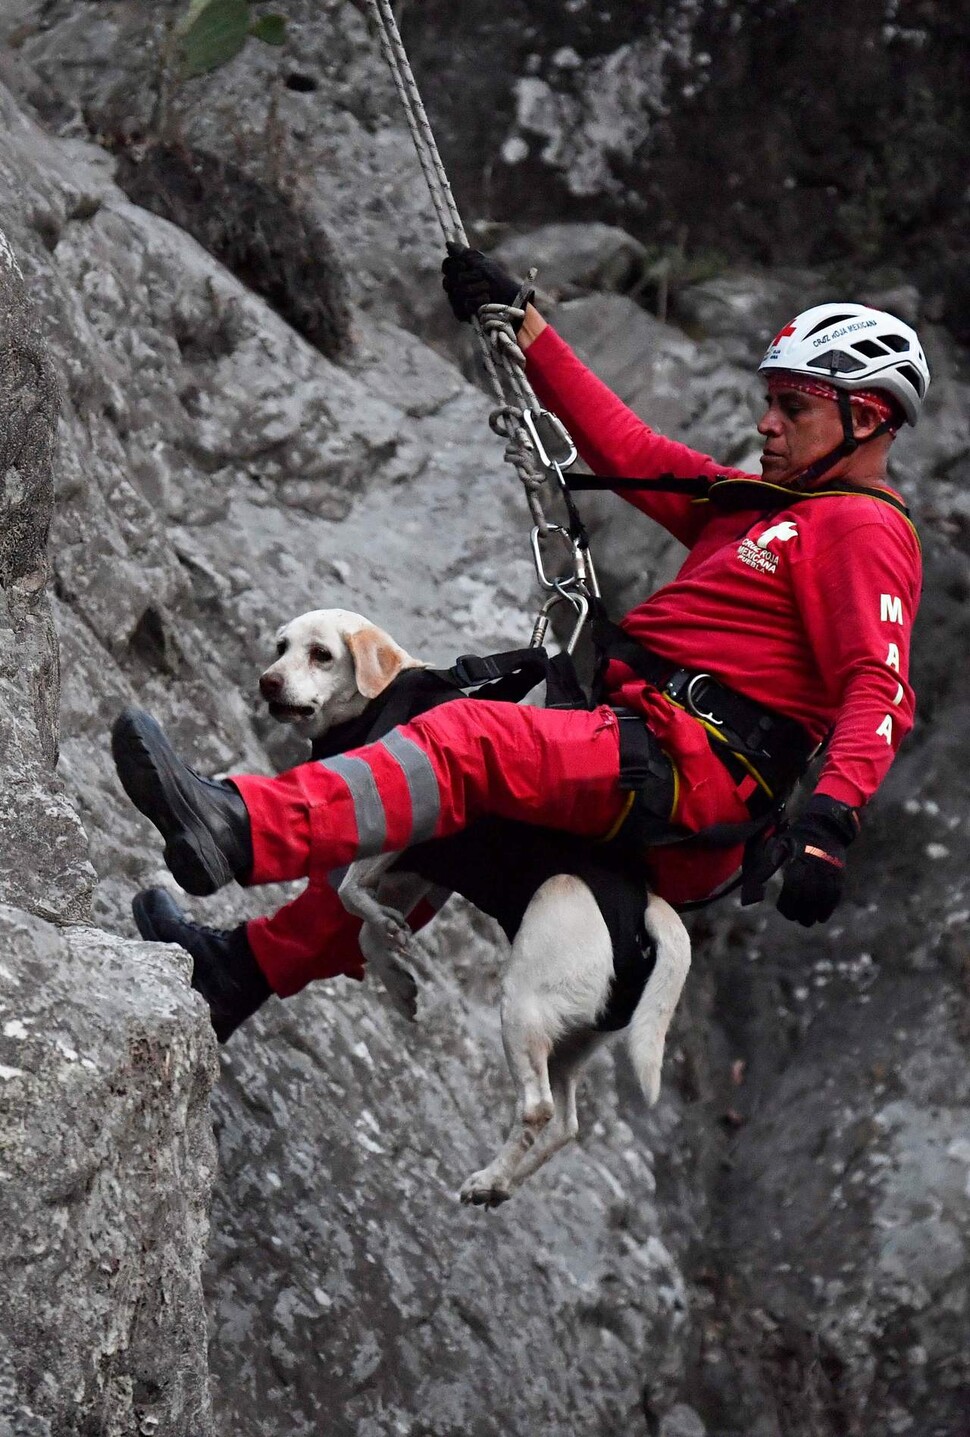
[530,590,589,654]
[521,408,578,474]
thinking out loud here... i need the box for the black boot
[112,707,254,897]
[133,888,271,1043]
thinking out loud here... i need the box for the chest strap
[565,472,918,540]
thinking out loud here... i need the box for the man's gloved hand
[775,794,861,927]
[441,241,531,327]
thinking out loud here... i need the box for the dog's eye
[276,640,287,657]
[310,646,333,665]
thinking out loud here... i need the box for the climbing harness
[362,0,596,649]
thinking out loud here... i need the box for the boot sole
[112,708,235,897]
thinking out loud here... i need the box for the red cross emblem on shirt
[770,322,797,346]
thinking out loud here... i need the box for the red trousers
[234,698,753,996]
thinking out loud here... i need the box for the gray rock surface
[0,9,969,1436]
[0,135,219,1437]
[493,221,648,301]
[0,908,217,1437]
[0,72,696,1437]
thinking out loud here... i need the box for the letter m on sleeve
[880,594,904,624]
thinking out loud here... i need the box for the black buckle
[666,669,770,761]
[661,668,692,704]
[452,654,503,687]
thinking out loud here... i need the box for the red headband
[767,372,898,428]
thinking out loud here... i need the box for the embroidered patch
[738,519,798,574]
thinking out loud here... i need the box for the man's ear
[851,401,886,441]
[345,625,419,699]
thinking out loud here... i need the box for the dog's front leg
[357,920,420,1022]
[339,857,426,1022]
[338,855,411,938]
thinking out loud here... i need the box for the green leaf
[175,0,252,78]
[249,13,286,46]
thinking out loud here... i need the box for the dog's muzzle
[267,700,315,720]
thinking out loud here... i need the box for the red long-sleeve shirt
[526,324,922,809]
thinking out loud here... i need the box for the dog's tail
[626,895,691,1106]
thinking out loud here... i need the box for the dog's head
[259,608,423,739]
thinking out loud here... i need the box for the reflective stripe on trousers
[230,699,628,886]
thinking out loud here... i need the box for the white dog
[260,608,691,1206]
[258,607,425,741]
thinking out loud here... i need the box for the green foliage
[175,0,286,79]
[249,13,286,46]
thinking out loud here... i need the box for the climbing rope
[362,0,598,646]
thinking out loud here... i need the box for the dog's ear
[345,625,417,699]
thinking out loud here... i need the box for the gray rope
[363,0,557,532]
[368,0,465,243]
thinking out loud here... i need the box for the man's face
[756,386,844,485]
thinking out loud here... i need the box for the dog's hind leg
[459,1006,556,1207]
[500,1032,606,1193]
[459,875,612,1208]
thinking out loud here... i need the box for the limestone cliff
[0,4,968,1435]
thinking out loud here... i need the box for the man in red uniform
[114,251,928,1040]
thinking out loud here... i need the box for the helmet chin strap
[788,389,893,492]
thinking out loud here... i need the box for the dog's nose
[259,671,283,699]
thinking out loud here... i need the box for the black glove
[441,241,531,327]
[774,795,861,927]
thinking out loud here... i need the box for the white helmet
[759,302,929,426]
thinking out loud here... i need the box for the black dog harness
[311,666,659,1032]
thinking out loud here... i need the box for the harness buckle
[684,673,725,728]
[452,654,502,687]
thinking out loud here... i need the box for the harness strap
[566,473,918,536]
[436,646,588,708]
[591,612,814,785]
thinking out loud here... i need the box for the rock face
[402,1,970,342]
[0,5,969,1435]
[0,909,217,1437]
[0,116,218,1437]
[0,62,695,1437]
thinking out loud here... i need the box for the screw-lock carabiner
[530,590,589,654]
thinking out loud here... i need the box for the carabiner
[530,590,589,654]
[531,524,581,591]
[522,409,578,473]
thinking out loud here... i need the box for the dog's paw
[459,1170,512,1209]
[380,910,413,955]
[375,955,419,1022]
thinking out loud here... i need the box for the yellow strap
[599,791,635,844]
[597,753,682,844]
[691,480,920,549]
[663,695,775,799]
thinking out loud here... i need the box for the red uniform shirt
[526,325,922,810]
